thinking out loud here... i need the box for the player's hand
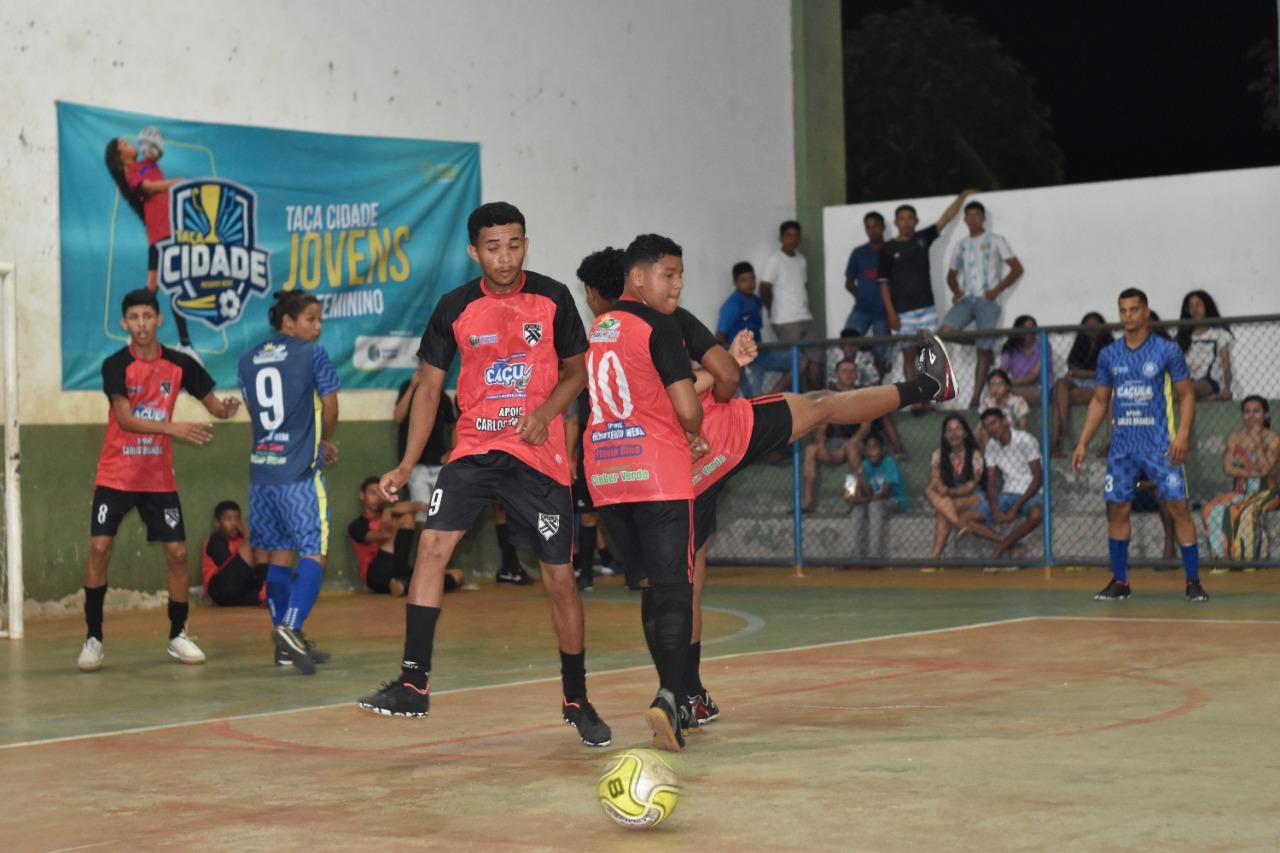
[378,467,409,502]
[1167,433,1190,466]
[569,462,579,483]
[687,432,709,462]
[219,396,241,418]
[320,440,339,465]
[950,290,963,304]
[983,289,998,301]
[169,422,213,445]
[1070,443,1086,473]
[729,330,758,367]
[887,311,901,332]
[516,410,550,446]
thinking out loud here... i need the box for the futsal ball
[597,748,680,829]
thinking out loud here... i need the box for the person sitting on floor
[924,414,1002,561]
[348,476,461,596]
[201,500,268,607]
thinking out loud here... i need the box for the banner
[58,101,481,390]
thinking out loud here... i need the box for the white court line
[1037,615,1280,626]
[47,842,120,853]
[0,616,1042,752]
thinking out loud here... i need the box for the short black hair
[268,290,320,330]
[467,201,525,245]
[360,475,380,492]
[964,200,985,215]
[213,500,240,518]
[779,220,801,235]
[121,288,160,316]
[986,368,1012,386]
[622,234,683,278]
[731,261,754,279]
[895,204,917,217]
[1118,287,1148,306]
[577,247,625,301]
[863,211,885,226]
[980,407,1006,423]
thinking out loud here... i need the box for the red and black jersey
[417,271,587,485]
[201,532,245,591]
[95,345,213,493]
[672,306,719,364]
[584,298,695,506]
[347,513,384,583]
[693,392,756,496]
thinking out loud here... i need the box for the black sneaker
[1186,580,1210,602]
[273,634,292,667]
[562,698,612,746]
[1094,579,1131,600]
[300,632,330,664]
[357,679,430,717]
[576,571,594,591]
[496,565,536,586]
[644,688,685,752]
[273,624,317,675]
[915,330,957,402]
[688,691,720,726]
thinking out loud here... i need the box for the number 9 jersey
[238,334,341,485]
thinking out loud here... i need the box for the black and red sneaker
[562,698,612,747]
[688,691,721,726]
[1093,579,1131,600]
[915,330,957,402]
[1185,579,1210,602]
[357,679,430,717]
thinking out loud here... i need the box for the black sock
[495,521,520,570]
[168,600,188,639]
[84,585,107,641]
[560,650,587,702]
[685,641,704,697]
[598,545,615,567]
[574,523,596,578]
[650,583,693,698]
[640,587,659,667]
[894,375,938,408]
[401,603,441,689]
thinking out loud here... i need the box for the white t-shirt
[949,231,1016,298]
[1183,327,1232,386]
[761,249,812,325]
[984,429,1040,495]
[978,390,1029,428]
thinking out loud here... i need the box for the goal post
[0,261,22,639]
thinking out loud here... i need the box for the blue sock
[284,557,324,630]
[1181,543,1200,583]
[1108,538,1130,584]
[266,564,292,626]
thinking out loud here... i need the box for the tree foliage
[844,2,1064,201]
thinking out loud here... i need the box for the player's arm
[700,344,740,403]
[198,391,241,420]
[878,278,900,332]
[382,361,446,499]
[987,256,1024,300]
[946,267,962,301]
[519,353,585,446]
[351,516,393,546]
[666,377,704,436]
[1070,385,1112,472]
[1168,378,1196,465]
[388,501,429,518]
[935,188,980,229]
[394,375,418,424]
[565,407,581,476]
[109,396,211,445]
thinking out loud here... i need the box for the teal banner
[58,101,480,390]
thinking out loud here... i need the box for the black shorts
[599,499,694,586]
[694,397,792,549]
[147,243,159,272]
[90,485,186,542]
[426,451,574,565]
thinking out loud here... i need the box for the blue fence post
[791,343,804,575]
[1038,330,1055,570]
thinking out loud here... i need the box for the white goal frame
[0,262,22,639]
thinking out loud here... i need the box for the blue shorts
[842,309,890,362]
[1104,450,1188,503]
[249,473,330,556]
[978,490,1043,523]
[942,296,1001,350]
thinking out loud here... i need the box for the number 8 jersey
[238,334,341,484]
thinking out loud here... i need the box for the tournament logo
[590,315,621,343]
[537,513,560,540]
[155,179,271,330]
[523,323,543,346]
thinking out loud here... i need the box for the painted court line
[0,616,1039,752]
[1037,615,1280,626]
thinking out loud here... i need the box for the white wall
[0,0,795,423]
[823,167,1280,398]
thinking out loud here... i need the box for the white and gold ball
[597,748,680,829]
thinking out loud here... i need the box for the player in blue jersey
[238,291,342,673]
[1071,288,1208,602]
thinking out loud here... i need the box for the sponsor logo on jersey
[590,315,621,342]
[253,341,288,364]
[131,406,169,422]
[468,333,499,347]
[537,513,560,540]
[1114,382,1154,404]
[1142,361,1159,378]
[522,323,542,346]
[484,358,533,392]
[156,179,271,330]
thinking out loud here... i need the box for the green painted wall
[13,422,503,602]
[792,0,847,332]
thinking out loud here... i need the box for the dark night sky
[842,0,1280,185]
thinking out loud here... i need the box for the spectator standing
[1202,396,1280,561]
[1051,312,1113,457]
[1177,290,1233,401]
[940,201,1024,408]
[979,407,1044,560]
[878,189,977,398]
[999,315,1048,407]
[924,415,1002,560]
[760,220,822,389]
[842,211,890,370]
[844,435,908,561]
[716,261,790,396]
[201,501,268,607]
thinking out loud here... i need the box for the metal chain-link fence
[706,314,1280,570]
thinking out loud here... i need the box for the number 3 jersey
[584,299,696,506]
[238,335,341,485]
[1096,332,1189,456]
[417,272,587,485]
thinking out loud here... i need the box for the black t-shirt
[878,224,940,313]
[347,515,373,543]
[396,381,457,466]
[672,306,718,363]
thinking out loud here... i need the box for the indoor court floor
[2,568,1277,851]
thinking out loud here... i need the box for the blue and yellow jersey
[238,335,340,485]
[1096,333,1189,456]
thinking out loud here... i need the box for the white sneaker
[78,637,104,672]
[168,630,207,664]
